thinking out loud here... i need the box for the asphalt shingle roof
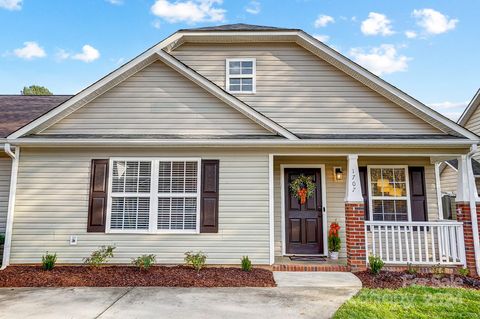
[0,95,72,137]
[180,23,298,32]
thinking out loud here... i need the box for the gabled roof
[6,25,478,143]
[458,88,480,126]
[0,95,71,137]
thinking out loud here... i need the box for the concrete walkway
[0,272,361,319]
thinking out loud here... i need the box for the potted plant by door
[328,222,341,260]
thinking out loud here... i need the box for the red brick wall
[456,202,478,276]
[345,202,367,271]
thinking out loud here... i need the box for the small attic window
[226,58,256,93]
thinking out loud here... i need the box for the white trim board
[458,88,480,126]
[280,164,328,256]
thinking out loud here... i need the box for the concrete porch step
[273,271,362,289]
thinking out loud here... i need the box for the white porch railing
[364,221,466,266]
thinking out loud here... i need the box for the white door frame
[280,164,328,256]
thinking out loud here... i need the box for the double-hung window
[108,158,201,233]
[226,58,256,93]
[367,166,410,222]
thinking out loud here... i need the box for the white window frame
[225,58,256,94]
[367,165,412,222]
[106,157,202,234]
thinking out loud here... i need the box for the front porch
[270,152,475,273]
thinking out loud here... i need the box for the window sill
[106,230,200,235]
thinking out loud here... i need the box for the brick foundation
[345,202,367,271]
[456,202,478,276]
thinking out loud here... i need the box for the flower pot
[330,251,339,260]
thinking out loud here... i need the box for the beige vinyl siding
[172,42,442,135]
[464,105,480,135]
[274,157,440,258]
[0,155,11,234]
[440,165,457,195]
[11,148,269,265]
[41,61,272,136]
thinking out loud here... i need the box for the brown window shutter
[358,167,369,220]
[88,159,109,232]
[200,160,219,233]
[409,166,428,221]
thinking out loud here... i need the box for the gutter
[1,143,20,270]
[5,138,479,148]
[466,144,480,275]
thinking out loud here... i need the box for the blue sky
[0,0,479,120]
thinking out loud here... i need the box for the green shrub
[42,252,57,271]
[241,256,252,272]
[0,234,5,245]
[406,263,418,275]
[457,267,469,277]
[368,255,384,275]
[84,245,116,266]
[132,254,156,270]
[184,251,207,273]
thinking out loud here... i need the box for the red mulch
[356,270,480,290]
[0,266,276,288]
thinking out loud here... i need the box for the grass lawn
[334,286,480,319]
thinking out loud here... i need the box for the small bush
[132,254,156,270]
[241,256,252,272]
[368,255,384,275]
[458,267,469,277]
[406,263,418,275]
[84,245,116,266]
[42,252,57,271]
[184,251,207,273]
[328,222,341,252]
[0,234,5,245]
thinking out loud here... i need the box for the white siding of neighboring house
[464,104,480,136]
[172,42,443,135]
[0,155,11,234]
[40,61,272,136]
[10,148,270,265]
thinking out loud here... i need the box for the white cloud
[313,34,329,42]
[72,45,100,63]
[0,0,22,10]
[55,49,70,61]
[13,42,46,60]
[412,8,458,35]
[405,30,417,39]
[245,0,260,15]
[151,0,225,24]
[361,12,394,36]
[314,14,334,28]
[105,0,123,4]
[349,44,410,76]
[429,101,468,110]
[152,20,161,29]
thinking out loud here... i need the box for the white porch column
[345,154,363,202]
[456,155,470,202]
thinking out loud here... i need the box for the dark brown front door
[285,168,323,255]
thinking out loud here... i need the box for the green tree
[21,85,52,95]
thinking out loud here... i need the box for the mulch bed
[356,270,480,290]
[0,266,276,288]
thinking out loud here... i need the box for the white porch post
[456,155,470,202]
[345,154,363,202]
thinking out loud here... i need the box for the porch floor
[273,256,349,272]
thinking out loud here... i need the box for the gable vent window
[108,158,201,233]
[226,58,256,93]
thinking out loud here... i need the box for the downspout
[1,143,20,270]
[466,144,480,275]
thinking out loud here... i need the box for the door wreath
[289,174,316,205]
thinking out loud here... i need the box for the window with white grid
[226,58,256,93]
[157,161,199,231]
[108,159,200,233]
[368,166,410,222]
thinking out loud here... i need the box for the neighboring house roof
[445,158,480,176]
[0,95,72,137]
[5,25,478,143]
[458,88,480,126]
[180,23,298,32]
